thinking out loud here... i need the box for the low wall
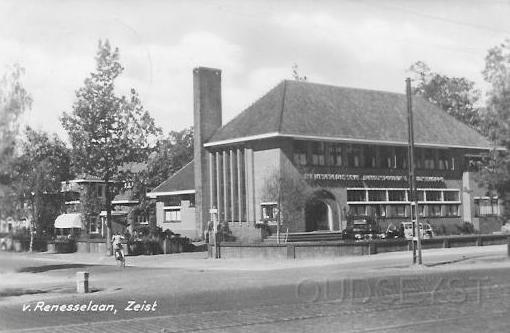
[76,239,107,254]
[217,234,510,259]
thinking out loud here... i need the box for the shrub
[455,222,476,234]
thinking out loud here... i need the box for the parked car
[382,223,404,239]
[400,221,434,240]
[342,218,381,240]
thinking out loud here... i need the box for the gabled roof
[146,161,195,198]
[206,80,492,149]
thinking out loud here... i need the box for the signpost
[209,208,218,258]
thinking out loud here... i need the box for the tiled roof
[207,80,492,149]
[148,161,194,195]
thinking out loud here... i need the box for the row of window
[349,204,459,218]
[347,189,460,203]
[474,198,500,217]
[293,141,456,171]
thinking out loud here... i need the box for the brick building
[148,67,498,241]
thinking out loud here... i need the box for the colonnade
[208,147,255,223]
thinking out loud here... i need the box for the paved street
[1,246,510,332]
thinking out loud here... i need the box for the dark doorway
[305,190,337,232]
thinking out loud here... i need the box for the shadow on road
[16,263,97,273]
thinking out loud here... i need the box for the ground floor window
[428,204,442,217]
[261,202,278,221]
[444,204,459,217]
[388,205,407,217]
[475,197,500,217]
[89,217,101,234]
[349,205,366,216]
[367,204,386,217]
[347,188,461,219]
[164,208,181,223]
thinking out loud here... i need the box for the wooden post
[76,272,89,293]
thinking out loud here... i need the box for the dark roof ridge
[277,80,288,133]
[169,160,193,179]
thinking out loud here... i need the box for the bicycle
[114,247,126,268]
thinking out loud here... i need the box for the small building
[149,67,500,242]
[146,161,197,239]
[58,177,143,237]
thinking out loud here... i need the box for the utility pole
[406,78,422,265]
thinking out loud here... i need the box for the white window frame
[164,206,181,223]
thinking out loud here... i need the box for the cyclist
[112,232,125,266]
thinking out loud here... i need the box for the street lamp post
[406,78,422,265]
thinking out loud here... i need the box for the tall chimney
[193,67,222,239]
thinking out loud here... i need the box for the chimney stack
[193,67,222,238]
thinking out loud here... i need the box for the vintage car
[400,221,434,240]
[342,218,381,240]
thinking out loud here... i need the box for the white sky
[1,0,509,140]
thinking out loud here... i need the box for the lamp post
[406,78,422,265]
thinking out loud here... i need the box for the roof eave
[204,133,493,150]
[146,189,196,199]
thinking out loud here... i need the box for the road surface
[1,246,509,332]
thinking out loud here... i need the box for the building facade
[59,178,142,237]
[149,67,499,242]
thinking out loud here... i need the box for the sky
[1,0,510,141]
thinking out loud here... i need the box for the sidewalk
[11,243,510,272]
[1,244,509,306]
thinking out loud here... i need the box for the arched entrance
[305,190,338,232]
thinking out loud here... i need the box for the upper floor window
[368,190,386,202]
[424,149,435,169]
[347,145,362,168]
[444,191,459,201]
[426,191,441,202]
[363,146,376,168]
[438,150,451,170]
[380,147,393,169]
[311,142,325,166]
[347,190,366,202]
[97,184,105,199]
[395,148,408,169]
[388,190,406,202]
[293,141,307,166]
[414,148,423,169]
[328,144,343,167]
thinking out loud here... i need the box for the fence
[216,234,510,259]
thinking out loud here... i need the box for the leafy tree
[291,63,308,81]
[122,127,194,229]
[478,39,510,222]
[408,61,484,133]
[261,168,309,241]
[13,127,72,232]
[0,64,32,184]
[61,40,161,253]
[145,127,194,189]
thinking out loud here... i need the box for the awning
[54,213,84,229]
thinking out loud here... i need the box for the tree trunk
[105,179,112,256]
[128,207,135,234]
[29,195,36,253]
